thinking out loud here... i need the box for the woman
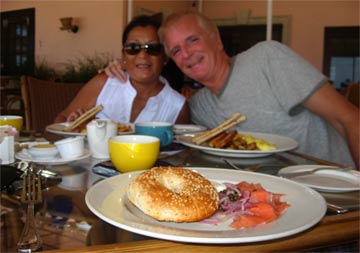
[55,15,189,124]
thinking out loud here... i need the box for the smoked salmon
[204,181,290,229]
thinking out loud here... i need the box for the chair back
[21,76,83,132]
[345,82,359,108]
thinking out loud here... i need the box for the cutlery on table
[326,203,349,214]
[286,150,345,167]
[17,162,43,252]
[222,158,283,172]
[279,166,353,179]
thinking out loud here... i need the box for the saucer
[15,149,91,165]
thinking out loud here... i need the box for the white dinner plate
[278,165,360,193]
[173,124,207,135]
[46,122,134,137]
[85,167,326,244]
[177,132,298,158]
[15,148,91,165]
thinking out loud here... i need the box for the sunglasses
[123,43,164,56]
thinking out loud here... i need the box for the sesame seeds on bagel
[127,167,219,222]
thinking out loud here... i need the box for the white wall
[2,0,359,72]
[2,0,127,71]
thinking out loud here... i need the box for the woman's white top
[95,74,185,124]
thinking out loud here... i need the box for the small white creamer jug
[86,119,117,159]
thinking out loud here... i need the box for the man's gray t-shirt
[189,41,354,167]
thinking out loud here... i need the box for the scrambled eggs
[231,133,276,151]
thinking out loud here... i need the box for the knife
[327,203,360,214]
[279,166,353,179]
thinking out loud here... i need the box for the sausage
[209,130,237,148]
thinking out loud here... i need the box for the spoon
[222,158,243,170]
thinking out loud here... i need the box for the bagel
[127,167,219,222]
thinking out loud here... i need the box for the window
[323,26,359,91]
[212,11,290,56]
[1,8,35,76]
[219,24,283,56]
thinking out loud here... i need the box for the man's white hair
[158,11,219,55]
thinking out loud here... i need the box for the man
[106,11,359,168]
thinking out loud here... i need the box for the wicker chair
[20,76,83,132]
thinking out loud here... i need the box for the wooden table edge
[41,211,359,253]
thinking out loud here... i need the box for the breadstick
[192,112,241,143]
[192,112,245,144]
[193,113,246,145]
[63,104,104,132]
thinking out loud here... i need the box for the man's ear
[215,32,224,51]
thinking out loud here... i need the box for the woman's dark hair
[122,15,161,45]
[122,14,184,92]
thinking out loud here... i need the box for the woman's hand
[98,58,127,82]
[66,108,86,122]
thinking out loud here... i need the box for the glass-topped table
[1,133,359,252]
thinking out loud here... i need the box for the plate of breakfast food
[85,167,326,244]
[46,122,133,136]
[176,112,297,158]
[177,131,298,158]
[46,104,133,136]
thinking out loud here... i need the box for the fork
[279,166,353,179]
[222,158,282,172]
[17,163,43,252]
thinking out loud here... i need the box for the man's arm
[303,83,359,169]
[99,58,127,83]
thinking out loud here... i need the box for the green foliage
[34,59,59,81]
[60,53,112,83]
[34,53,112,83]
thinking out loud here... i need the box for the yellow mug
[0,115,23,131]
[109,135,160,173]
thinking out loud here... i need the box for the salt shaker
[0,126,16,164]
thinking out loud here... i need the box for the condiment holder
[0,125,17,164]
[28,144,58,160]
[54,136,85,159]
